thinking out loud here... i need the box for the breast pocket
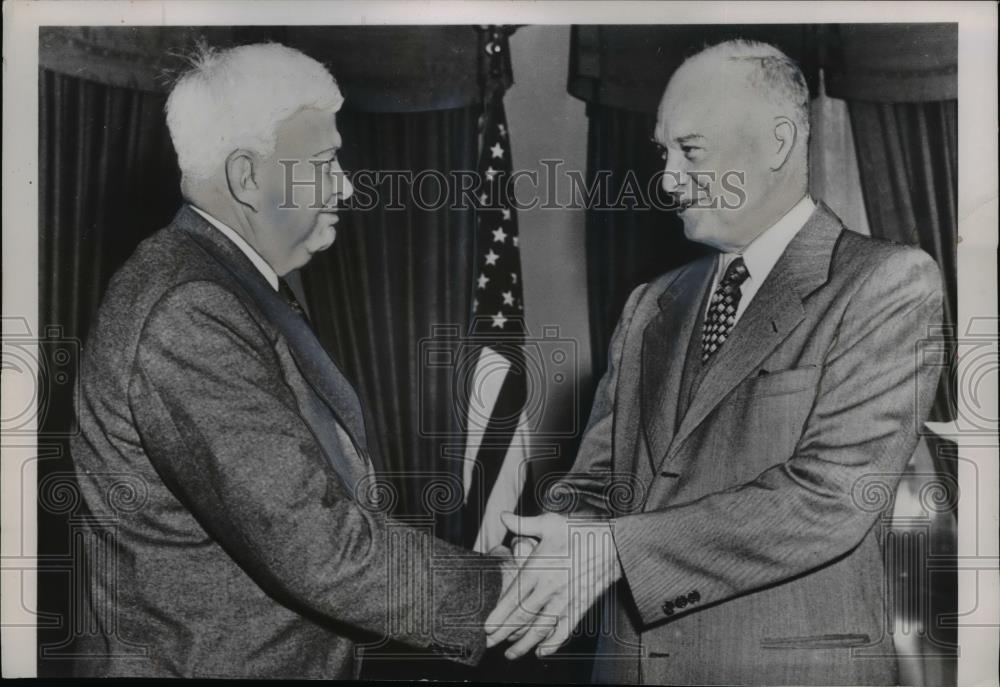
[712,366,823,482]
[734,365,821,399]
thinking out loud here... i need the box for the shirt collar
[725,194,815,283]
[189,205,279,291]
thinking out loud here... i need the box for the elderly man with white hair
[71,42,509,678]
[486,39,943,685]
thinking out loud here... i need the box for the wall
[505,26,592,448]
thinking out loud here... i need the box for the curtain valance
[824,24,957,102]
[568,24,821,114]
[39,25,496,113]
[567,23,957,113]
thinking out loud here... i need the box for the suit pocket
[736,365,820,398]
[761,633,870,649]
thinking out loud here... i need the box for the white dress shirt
[709,195,816,324]
[191,205,279,291]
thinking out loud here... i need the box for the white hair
[165,42,344,181]
[686,39,810,138]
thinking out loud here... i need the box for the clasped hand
[487,512,621,659]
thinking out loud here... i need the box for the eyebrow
[311,146,340,157]
[650,133,706,147]
[675,134,706,145]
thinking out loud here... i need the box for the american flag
[460,26,530,553]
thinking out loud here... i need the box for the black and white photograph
[2,2,997,685]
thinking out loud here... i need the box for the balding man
[71,43,508,678]
[486,40,943,685]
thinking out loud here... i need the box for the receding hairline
[658,40,809,129]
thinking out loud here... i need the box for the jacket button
[662,600,675,616]
[688,590,700,604]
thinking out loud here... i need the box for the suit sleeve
[543,283,649,516]
[128,280,501,664]
[611,249,944,627]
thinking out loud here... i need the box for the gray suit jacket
[71,206,501,678]
[553,204,943,685]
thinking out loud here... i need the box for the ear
[225,149,260,212]
[770,116,798,171]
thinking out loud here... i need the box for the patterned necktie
[701,256,750,362]
[278,278,311,326]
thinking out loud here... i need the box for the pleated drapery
[37,69,183,675]
[849,100,959,423]
[583,104,709,382]
[39,71,182,351]
[299,107,480,532]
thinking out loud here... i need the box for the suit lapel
[640,257,715,475]
[660,203,844,470]
[174,206,371,461]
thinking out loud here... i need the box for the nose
[660,149,684,194]
[330,161,354,201]
[661,170,680,194]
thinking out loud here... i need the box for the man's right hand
[487,536,538,643]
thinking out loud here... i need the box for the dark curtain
[299,106,478,538]
[584,103,709,382]
[39,71,182,337]
[37,69,182,674]
[849,100,958,424]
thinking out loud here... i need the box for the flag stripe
[460,357,527,549]
[461,25,531,552]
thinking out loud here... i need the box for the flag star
[484,249,499,266]
[510,272,518,284]
[491,311,508,329]
[501,208,511,220]
[512,236,519,248]
[501,290,515,306]
[485,166,498,181]
[492,226,507,243]
[473,298,479,311]
[498,123,507,138]
[490,142,504,159]
[479,192,488,205]
[477,273,489,289]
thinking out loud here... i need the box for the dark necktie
[701,256,750,363]
[278,278,311,326]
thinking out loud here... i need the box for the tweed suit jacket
[552,204,943,685]
[70,206,501,678]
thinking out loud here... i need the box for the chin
[681,216,708,242]
[682,217,727,251]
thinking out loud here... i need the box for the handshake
[484,512,623,659]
